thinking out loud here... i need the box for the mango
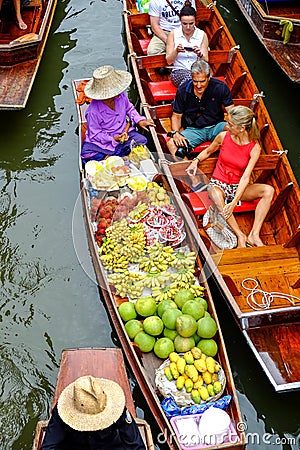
[185,378,194,393]
[191,389,201,404]
[203,371,212,385]
[213,381,222,394]
[164,366,173,381]
[199,386,210,401]
[170,362,179,379]
[206,357,216,374]
[201,353,207,361]
[169,352,180,363]
[184,351,194,364]
[211,373,219,383]
[214,363,221,373]
[194,358,207,373]
[176,375,185,390]
[176,357,186,375]
[193,377,204,389]
[185,365,199,383]
[207,383,215,397]
[191,346,202,359]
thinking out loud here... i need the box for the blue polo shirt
[172,77,233,128]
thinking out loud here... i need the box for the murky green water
[0,0,299,449]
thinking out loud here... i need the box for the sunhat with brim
[84,65,133,100]
[57,375,125,431]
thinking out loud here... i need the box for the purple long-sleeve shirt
[84,92,146,152]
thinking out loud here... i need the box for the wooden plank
[219,257,300,278]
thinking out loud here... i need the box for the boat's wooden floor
[0,61,37,109]
[211,244,300,314]
[268,5,300,19]
[263,39,300,83]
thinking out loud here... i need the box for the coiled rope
[241,278,300,311]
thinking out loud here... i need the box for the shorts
[170,69,192,87]
[208,178,239,202]
[147,31,169,55]
[180,122,227,148]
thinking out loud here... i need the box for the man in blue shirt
[167,60,234,158]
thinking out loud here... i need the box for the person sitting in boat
[81,65,154,164]
[167,59,234,159]
[186,105,275,247]
[41,375,146,450]
[0,0,27,29]
[147,0,196,55]
[166,1,209,87]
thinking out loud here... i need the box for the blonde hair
[228,105,260,142]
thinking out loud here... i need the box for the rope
[241,278,300,311]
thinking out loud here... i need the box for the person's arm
[166,31,184,65]
[86,108,117,147]
[193,32,209,61]
[186,132,224,175]
[223,143,261,217]
[170,112,189,147]
[150,15,168,43]
[118,409,146,450]
[41,406,67,450]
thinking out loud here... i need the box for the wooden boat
[71,76,246,450]
[0,0,57,110]
[122,0,300,392]
[32,347,154,450]
[233,0,300,83]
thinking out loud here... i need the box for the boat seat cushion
[148,81,177,102]
[162,133,210,154]
[182,191,260,216]
[139,38,151,54]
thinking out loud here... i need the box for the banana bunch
[171,251,196,269]
[170,267,195,284]
[100,252,128,271]
[108,271,145,298]
[99,237,115,255]
[105,219,128,242]
[189,284,205,297]
[143,271,171,289]
[128,201,148,221]
[152,282,179,302]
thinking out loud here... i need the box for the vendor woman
[81,65,154,163]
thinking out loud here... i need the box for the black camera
[175,141,193,159]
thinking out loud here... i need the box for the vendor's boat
[70,78,246,450]
[122,0,300,393]
[0,0,57,110]
[32,347,154,450]
[233,0,300,83]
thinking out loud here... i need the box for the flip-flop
[246,239,254,247]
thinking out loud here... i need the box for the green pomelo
[135,297,157,317]
[204,311,211,318]
[174,289,194,310]
[157,299,178,318]
[134,331,155,353]
[162,308,182,330]
[174,335,195,353]
[182,300,205,321]
[143,316,164,336]
[194,297,208,311]
[125,319,143,339]
[176,314,197,337]
[197,339,218,357]
[118,301,137,322]
[197,317,217,338]
[154,337,174,359]
[163,328,178,341]
[192,332,201,344]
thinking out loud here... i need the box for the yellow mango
[198,386,210,401]
[211,373,219,383]
[164,366,173,381]
[206,357,216,374]
[194,359,207,373]
[214,363,221,373]
[201,353,207,361]
[169,362,179,380]
[169,352,180,363]
[176,375,185,390]
[185,365,199,383]
[202,371,212,385]
[184,351,194,364]
[191,389,201,404]
[182,372,189,380]
[207,383,215,397]
[176,357,186,375]
[184,378,194,393]
[193,377,204,389]
[213,381,222,394]
[191,347,202,360]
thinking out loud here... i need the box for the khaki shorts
[147,31,169,55]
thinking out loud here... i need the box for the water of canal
[0,0,299,449]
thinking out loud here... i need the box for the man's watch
[167,130,179,137]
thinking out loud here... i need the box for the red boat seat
[148,81,177,102]
[182,191,259,216]
[162,133,210,154]
[138,38,151,54]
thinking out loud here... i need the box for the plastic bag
[161,395,232,419]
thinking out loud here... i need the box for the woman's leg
[241,183,274,246]
[208,185,247,247]
[13,0,27,29]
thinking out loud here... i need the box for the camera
[175,141,193,159]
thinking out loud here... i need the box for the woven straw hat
[57,375,125,431]
[84,65,132,100]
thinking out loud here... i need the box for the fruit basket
[155,355,226,407]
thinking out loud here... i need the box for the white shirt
[173,26,204,70]
[148,0,196,31]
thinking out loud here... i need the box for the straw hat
[57,375,126,431]
[84,66,132,100]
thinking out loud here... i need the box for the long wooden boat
[122,0,300,392]
[0,0,57,110]
[233,0,300,83]
[71,78,246,450]
[32,347,154,450]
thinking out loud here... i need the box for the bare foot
[18,19,27,30]
[237,234,247,248]
[247,234,264,247]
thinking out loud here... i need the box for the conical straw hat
[84,65,132,100]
